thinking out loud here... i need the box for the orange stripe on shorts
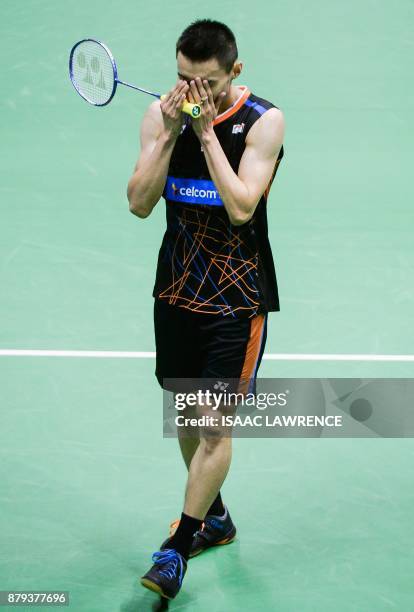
[237,314,265,395]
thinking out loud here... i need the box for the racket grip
[160,95,201,119]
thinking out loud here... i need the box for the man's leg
[176,397,226,519]
[183,419,231,519]
[141,400,237,599]
[176,399,200,469]
[167,399,235,559]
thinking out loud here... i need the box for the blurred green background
[1,1,413,610]
[1,0,413,357]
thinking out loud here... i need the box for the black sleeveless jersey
[152,86,284,318]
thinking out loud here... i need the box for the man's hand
[187,77,226,141]
[160,79,190,137]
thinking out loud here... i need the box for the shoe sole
[140,577,173,600]
[189,531,237,558]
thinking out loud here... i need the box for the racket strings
[71,41,115,105]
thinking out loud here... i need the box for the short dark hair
[176,19,238,73]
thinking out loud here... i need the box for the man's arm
[200,107,285,225]
[127,80,189,218]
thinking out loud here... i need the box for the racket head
[69,38,118,106]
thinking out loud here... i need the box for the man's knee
[199,432,230,455]
[198,407,233,454]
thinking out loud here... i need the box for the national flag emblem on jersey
[232,122,245,134]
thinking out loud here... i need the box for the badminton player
[127,19,285,600]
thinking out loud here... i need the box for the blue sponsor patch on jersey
[164,176,224,207]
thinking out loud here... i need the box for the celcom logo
[177,185,219,199]
[164,176,224,207]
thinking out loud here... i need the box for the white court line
[0,350,413,361]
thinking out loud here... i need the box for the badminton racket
[69,38,201,118]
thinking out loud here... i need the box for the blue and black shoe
[160,506,237,558]
[140,549,187,600]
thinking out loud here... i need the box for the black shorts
[154,298,268,394]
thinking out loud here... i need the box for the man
[127,19,285,600]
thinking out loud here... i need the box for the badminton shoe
[140,548,187,600]
[160,506,236,558]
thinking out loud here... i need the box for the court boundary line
[0,350,413,362]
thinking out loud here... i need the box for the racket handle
[160,95,201,119]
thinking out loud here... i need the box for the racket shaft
[116,79,201,119]
[116,79,160,98]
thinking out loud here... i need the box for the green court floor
[1,0,413,610]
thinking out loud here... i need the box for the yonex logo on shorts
[164,176,224,207]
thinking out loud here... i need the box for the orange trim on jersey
[213,86,251,127]
[237,314,266,395]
